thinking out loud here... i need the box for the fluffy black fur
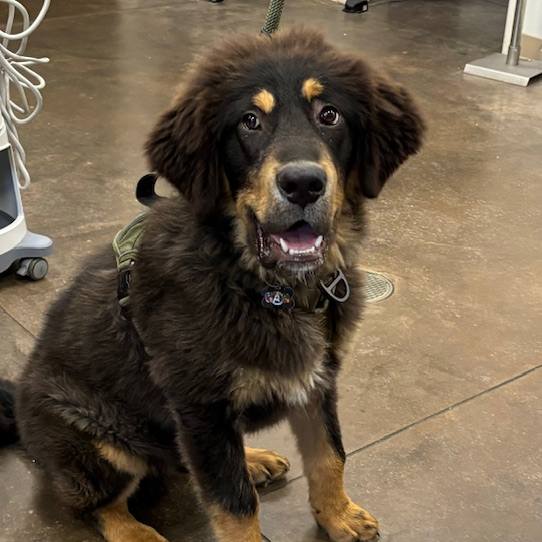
[0,28,424,541]
[0,378,18,445]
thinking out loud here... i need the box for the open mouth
[256,219,326,270]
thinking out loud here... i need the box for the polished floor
[1,1,542,541]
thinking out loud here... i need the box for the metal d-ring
[319,268,350,304]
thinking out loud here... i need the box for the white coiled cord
[0,0,50,189]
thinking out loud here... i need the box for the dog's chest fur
[229,311,331,410]
[231,356,328,409]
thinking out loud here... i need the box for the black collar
[258,268,350,313]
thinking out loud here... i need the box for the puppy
[0,28,424,542]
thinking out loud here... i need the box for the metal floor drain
[362,271,394,303]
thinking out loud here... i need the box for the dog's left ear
[360,76,425,198]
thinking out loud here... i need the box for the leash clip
[319,268,350,304]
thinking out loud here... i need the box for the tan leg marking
[98,501,168,542]
[95,442,148,477]
[95,442,148,505]
[308,448,379,542]
[95,443,167,542]
[245,447,290,486]
[210,505,262,542]
[290,410,379,542]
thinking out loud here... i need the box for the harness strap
[112,212,146,309]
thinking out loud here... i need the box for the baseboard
[521,34,542,61]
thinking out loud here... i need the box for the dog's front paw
[245,447,290,487]
[312,500,379,542]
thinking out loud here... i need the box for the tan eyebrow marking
[302,78,324,101]
[252,89,276,114]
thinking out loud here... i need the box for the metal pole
[464,0,542,86]
[506,0,525,66]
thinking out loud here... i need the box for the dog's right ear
[359,75,425,199]
[145,85,222,218]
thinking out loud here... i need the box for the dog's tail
[0,379,19,446]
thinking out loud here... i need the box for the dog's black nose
[277,162,326,208]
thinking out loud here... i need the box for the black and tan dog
[0,29,424,542]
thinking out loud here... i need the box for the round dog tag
[261,286,295,310]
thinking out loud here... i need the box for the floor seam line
[277,362,542,488]
[41,2,184,23]
[0,305,37,339]
[346,362,542,459]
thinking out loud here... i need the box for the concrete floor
[1,0,542,541]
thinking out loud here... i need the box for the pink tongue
[271,223,319,250]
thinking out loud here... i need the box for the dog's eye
[242,113,261,131]
[318,105,340,126]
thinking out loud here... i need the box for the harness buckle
[117,263,134,311]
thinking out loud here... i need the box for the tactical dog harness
[113,212,145,311]
[113,174,350,316]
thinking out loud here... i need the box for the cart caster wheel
[344,0,368,13]
[16,258,49,281]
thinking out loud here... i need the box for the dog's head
[147,29,424,281]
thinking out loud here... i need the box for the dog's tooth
[315,235,323,248]
[280,238,289,253]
